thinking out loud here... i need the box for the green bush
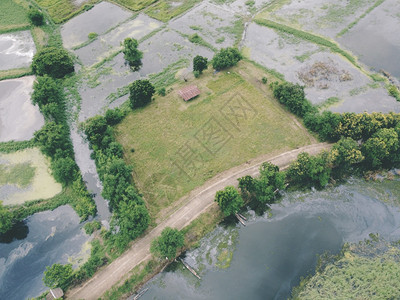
[272,82,314,117]
[88,32,98,40]
[28,8,44,26]
[129,79,155,109]
[151,227,184,259]
[83,220,101,235]
[32,47,74,78]
[212,47,242,70]
[157,87,166,96]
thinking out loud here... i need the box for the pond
[0,31,35,71]
[0,205,90,299]
[142,178,400,299]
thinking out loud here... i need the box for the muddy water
[0,77,44,142]
[0,205,90,299]
[0,31,35,70]
[70,125,111,222]
[142,178,400,300]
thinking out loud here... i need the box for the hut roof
[46,288,64,300]
[178,85,200,101]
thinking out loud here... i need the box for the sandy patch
[0,76,44,142]
[0,31,36,70]
[0,148,62,205]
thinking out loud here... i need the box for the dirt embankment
[67,142,331,300]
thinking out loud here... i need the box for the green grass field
[145,0,202,22]
[115,61,316,218]
[0,0,30,33]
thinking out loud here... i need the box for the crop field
[0,148,62,205]
[115,61,316,218]
[0,0,29,33]
[35,0,99,24]
[145,0,202,22]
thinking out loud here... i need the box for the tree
[114,202,149,240]
[43,263,73,290]
[34,122,71,157]
[214,186,244,217]
[211,47,242,70]
[83,116,108,147]
[193,55,208,74]
[273,82,313,117]
[129,79,155,109]
[286,152,331,189]
[32,47,74,78]
[32,75,63,107]
[52,157,78,186]
[122,38,143,70]
[28,8,44,26]
[362,128,399,168]
[0,201,13,234]
[151,227,184,259]
[328,137,364,175]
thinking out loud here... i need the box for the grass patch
[387,84,400,101]
[292,240,400,299]
[35,0,99,24]
[0,68,32,81]
[145,0,202,22]
[186,33,216,51]
[0,0,30,33]
[0,162,36,188]
[254,18,361,70]
[216,17,245,47]
[114,61,315,218]
[316,97,341,111]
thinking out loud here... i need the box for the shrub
[211,47,242,70]
[193,55,208,73]
[122,38,142,70]
[157,87,166,96]
[262,77,268,84]
[105,108,125,126]
[88,32,98,40]
[84,221,101,235]
[272,82,313,117]
[129,80,155,109]
[32,47,74,78]
[28,8,44,26]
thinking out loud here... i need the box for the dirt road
[67,143,331,300]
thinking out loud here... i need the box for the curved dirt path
[67,142,331,300]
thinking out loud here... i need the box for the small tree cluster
[272,82,314,117]
[151,227,184,259]
[214,186,244,217]
[211,47,242,71]
[122,38,143,70]
[43,263,73,290]
[129,79,155,109]
[238,162,285,205]
[32,47,74,78]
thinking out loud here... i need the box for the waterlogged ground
[142,178,400,299]
[243,22,400,113]
[0,148,62,205]
[339,0,400,78]
[61,1,133,49]
[0,205,90,299]
[0,76,44,142]
[0,31,35,70]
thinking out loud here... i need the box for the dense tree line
[214,82,400,216]
[83,108,150,251]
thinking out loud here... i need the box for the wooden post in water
[179,258,201,279]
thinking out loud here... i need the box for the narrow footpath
[67,142,331,300]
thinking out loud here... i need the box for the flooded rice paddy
[0,148,62,205]
[143,178,400,300]
[0,31,35,70]
[0,76,44,142]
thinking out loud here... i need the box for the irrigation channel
[141,177,400,300]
